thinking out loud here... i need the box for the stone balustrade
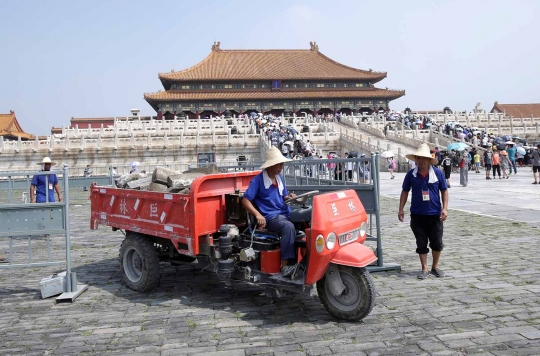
[338,112,539,131]
[59,116,313,139]
[0,132,266,154]
[338,130,409,172]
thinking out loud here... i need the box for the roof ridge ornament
[309,41,319,52]
[212,41,221,52]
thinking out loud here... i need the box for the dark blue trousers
[266,214,296,260]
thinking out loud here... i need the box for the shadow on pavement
[71,257,343,326]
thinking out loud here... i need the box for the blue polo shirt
[31,173,58,203]
[402,167,447,216]
[243,172,290,220]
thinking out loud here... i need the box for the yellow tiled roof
[145,88,405,102]
[159,43,387,82]
[0,111,34,140]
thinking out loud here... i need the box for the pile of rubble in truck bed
[114,165,219,193]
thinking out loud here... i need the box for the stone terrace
[1,177,540,355]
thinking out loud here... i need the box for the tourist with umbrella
[516,146,526,167]
[129,161,141,174]
[457,149,469,187]
[446,142,469,151]
[381,151,396,179]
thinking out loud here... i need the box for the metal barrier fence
[210,154,400,272]
[0,165,87,301]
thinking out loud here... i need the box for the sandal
[417,270,429,279]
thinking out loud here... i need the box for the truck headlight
[315,235,325,253]
[326,232,336,250]
[360,222,367,237]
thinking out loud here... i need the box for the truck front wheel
[317,265,375,321]
[119,232,160,292]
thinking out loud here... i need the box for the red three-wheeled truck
[90,171,377,321]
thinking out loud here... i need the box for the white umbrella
[505,141,514,145]
[283,141,294,147]
[380,151,395,158]
[129,161,141,168]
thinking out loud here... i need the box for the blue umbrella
[447,142,469,151]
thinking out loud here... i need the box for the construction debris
[167,172,204,193]
[152,167,177,185]
[114,166,214,193]
[115,172,148,188]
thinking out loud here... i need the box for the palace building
[0,110,34,140]
[144,42,405,119]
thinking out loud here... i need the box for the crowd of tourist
[407,142,540,188]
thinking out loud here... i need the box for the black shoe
[533,182,538,185]
[0,257,9,264]
[431,268,445,278]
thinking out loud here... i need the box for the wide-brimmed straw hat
[37,157,56,166]
[260,147,290,169]
[405,143,438,165]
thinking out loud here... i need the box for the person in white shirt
[344,152,354,181]
[304,140,312,154]
[281,143,289,156]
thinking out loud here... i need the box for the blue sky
[1,0,539,136]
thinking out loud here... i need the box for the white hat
[37,157,56,166]
[260,147,290,169]
[405,143,438,165]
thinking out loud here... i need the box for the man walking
[506,143,517,175]
[30,157,62,203]
[83,164,92,191]
[398,144,448,279]
[532,144,540,184]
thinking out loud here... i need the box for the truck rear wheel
[317,266,375,321]
[119,232,160,292]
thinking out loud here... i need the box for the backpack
[492,153,500,165]
[390,158,397,170]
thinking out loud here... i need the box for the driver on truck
[242,147,298,277]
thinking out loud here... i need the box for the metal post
[63,164,72,293]
[372,152,383,267]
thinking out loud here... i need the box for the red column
[157,110,163,120]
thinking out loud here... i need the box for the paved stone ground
[1,177,540,356]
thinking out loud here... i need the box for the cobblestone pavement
[1,181,540,356]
